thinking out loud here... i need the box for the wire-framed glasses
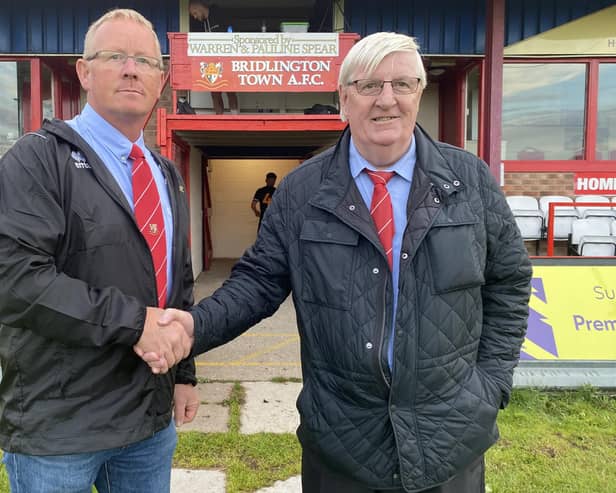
[349,78,421,96]
[85,51,163,72]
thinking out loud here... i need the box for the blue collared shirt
[66,104,174,299]
[349,136,416,369]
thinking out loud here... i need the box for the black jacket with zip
[189,125,531,492]
[0,119,196,455]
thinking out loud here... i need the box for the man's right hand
[133,307,194,374]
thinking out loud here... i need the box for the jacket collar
[413,124,464,199]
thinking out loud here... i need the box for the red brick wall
[503,172,574,197]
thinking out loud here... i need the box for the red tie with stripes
[366,170,395,270]
[130,144,168,307]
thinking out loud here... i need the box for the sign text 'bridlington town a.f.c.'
[169,32,359,92]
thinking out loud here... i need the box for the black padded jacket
[191,125,532,492]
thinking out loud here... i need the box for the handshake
[133,307,194,374]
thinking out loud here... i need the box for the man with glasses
[0,9,196,492]
[151,32,531,492]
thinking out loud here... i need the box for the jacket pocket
[425,208,485,294]
[299,220,358,310]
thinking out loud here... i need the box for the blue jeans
[2,421,177,493]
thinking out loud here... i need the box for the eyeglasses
[85,51,162,72]
[349,78,421,96]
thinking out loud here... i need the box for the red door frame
[170,135,192,249]
[438,64,467,148]
[481,0,505,179]
[201,155,213,271]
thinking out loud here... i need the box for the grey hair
[338,32,427,121]
[83,9,162,66]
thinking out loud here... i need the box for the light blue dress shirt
[66,104,174,299]
[349,136,416,369]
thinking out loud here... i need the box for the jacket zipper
[377,272,391,389]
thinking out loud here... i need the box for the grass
[0,386,615,492]
[485,386,616,493]
[173,382,301,492]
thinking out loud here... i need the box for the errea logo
[71,150,91,169]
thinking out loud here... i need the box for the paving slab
[241,382,302,434]
[254,475,301,493]
[177,383,232,433]
[197,382,234,404]
[171,468,225,493]
[178,403,229,433]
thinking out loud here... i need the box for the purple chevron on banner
[521,277,559,359]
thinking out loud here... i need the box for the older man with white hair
[154,32,532,493]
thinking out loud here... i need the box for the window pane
[465,66,480,156]
[503,63,586,160]
[42,64,54,121]
[0,62,21,157]
[597,63,616,161]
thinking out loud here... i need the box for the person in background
[189,0,240,115]
[148,32,532,493]
[0,9,196,493]
[251,171,277,230]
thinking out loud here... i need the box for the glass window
[42,64,54,121]
[0,61,27,157]
[502,63,586,160]
[597,63,616,161]
[465,66,480,156]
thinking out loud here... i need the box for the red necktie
[366,170,395,270]
[130,144,168,307]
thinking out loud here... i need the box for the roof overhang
[159,113,347,159]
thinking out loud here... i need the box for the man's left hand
[173,383,200,427]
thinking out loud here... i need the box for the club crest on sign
[200,61,223,84]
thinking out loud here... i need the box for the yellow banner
[524,265,616,360]
[505,5,616,56]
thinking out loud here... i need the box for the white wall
[417,83,439,138]
[189,149,204,278]
[209,159,299,258]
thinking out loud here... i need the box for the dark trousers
[301,446,485,493]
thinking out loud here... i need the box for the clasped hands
[133,307,194,374]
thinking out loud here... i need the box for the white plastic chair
[575,195,614,222]
[571,218,616,256]
[539,195,579,240]
[579,239,616,256]
[506,196,543,240]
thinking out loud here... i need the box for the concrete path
[172,469,301,493]
[171,380,302,492]
[193,259,302,382]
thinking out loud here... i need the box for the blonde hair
[83,9,162,65]
[338,32,427,121]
